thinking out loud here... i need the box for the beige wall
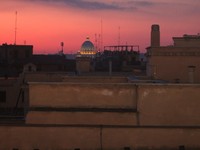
[0,126,200,150]
[147,47,200,83]
[148,55,200,82]
[0,126,100,150]
[138,84,200,126]
[28,83,200,127]
[28,83,137,108]
[173,37,200,47]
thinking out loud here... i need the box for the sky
[0,0,200,54]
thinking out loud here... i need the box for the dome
[79,37,96,57]
[81,37,94,51]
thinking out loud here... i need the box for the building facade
[146,25,200,83]
[0,44,33,76]
[76,37,96,73]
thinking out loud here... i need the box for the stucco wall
[148,56,200,83]
[138,84,200,126]
[146,47,200,83]
[29,83,137,108]
[0,126,200,150]
[28,83,200,127]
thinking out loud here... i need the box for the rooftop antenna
[95,33,98,51]
[61,42,64,54]
[118,26,121,46]
[101,19,103,52]
[14,11,18,45]
[98,34,101,52]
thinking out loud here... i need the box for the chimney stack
[151,24,160,47]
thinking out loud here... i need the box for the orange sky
[0,0,200,54]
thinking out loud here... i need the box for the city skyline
[0,0,200,54]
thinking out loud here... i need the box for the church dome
[81,37,94,51]
[79,37,96,57]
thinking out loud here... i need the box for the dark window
[74,149,80,150]
[13,149,18,150]
[25,50,30,58]
[0,91,6,103]
[28,66,32,72]
[179,145,185,150]
[21,91,24,103]
[124,147,131,150]
[14,50,18,59]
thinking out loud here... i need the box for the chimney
[151,24,160,47]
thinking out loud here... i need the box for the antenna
[61,42,64,54]
[98,34,101,52]
[101,19,103,52]
[14,11,18,45]
[118,26,121,46]
[95,33,98,51]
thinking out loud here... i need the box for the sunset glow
[0,0,200,54]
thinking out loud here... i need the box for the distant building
[77,37,96,58]
[30,55,67,72]
[146,24,200,83]
[0,44,33,61]
[95,46,142,73]
[0,44,33,76]
[76,37,96,73]
[0,44,76,76]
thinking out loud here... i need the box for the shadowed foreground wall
[1,83,200,149]
[0,126,200,150]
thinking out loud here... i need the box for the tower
[151,24,160,47]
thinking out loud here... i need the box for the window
[28,66,32,72]
[14,50,19,59]
[21,91,24,103]
[179,145,185,150]
[124,147,131,150]
[25,50,31,58]
[0,91,6,103]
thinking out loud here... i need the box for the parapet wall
[29,83,136,108]
[1,126,200,150]
[28,82,200,127]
